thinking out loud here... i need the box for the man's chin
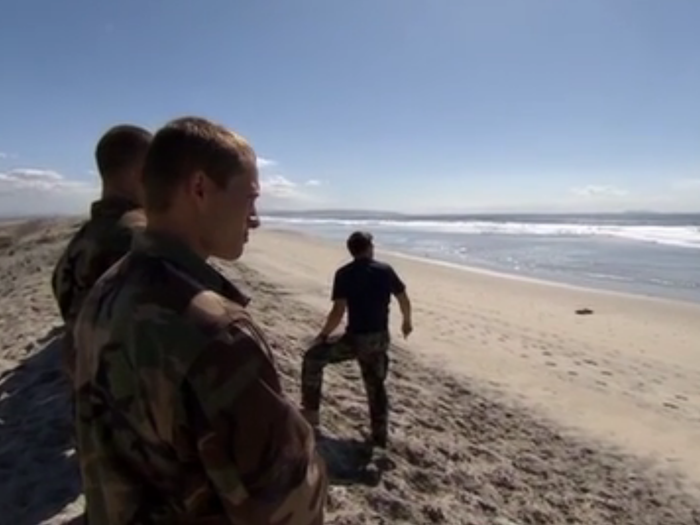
[211,245,244,262]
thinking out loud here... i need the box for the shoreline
[263,225,700,308]
[384,247,700,307]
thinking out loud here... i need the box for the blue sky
[0,0,699,215]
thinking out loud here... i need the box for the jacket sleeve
[185,321,328,525]
[51,251,73,321]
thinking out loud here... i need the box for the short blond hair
[143,116,256,212]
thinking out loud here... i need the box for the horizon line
[1,209,698,221]
[260,208,700,217]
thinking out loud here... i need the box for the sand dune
[1,220,699,524]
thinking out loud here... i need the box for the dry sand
[1,220,700,524]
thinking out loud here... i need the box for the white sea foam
[261,217,700,250]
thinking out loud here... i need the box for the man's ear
[186,170,208,207]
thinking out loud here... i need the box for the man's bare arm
[396,291,412,324]
[318,299,346,338]
[389,264,412,337]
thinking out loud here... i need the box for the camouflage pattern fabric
[301,332,390,444]
[73,231,328,524]
[51,196,146,384]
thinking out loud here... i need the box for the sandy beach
[2,219,700,524]
[243,229,700,484]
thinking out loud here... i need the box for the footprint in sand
[406,468,441,494]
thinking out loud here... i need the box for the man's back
[334,258,405,334]
[74,231,327,524]
[51,196,145,381]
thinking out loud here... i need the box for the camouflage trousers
[301,331,390,443]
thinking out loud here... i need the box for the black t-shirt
[331,258,406,334]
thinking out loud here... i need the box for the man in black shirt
[300,231,413,448]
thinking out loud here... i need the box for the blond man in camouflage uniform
[301,231,413,448]
[73,116,328,524]
[51,124,152,384]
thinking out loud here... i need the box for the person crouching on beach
[300,231,413,448]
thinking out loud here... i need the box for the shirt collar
[131,230,250,307]
[90,196,140,220]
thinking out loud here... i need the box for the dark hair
[142,116,256,212]
[95,125,152,181]
[347,231,373,257]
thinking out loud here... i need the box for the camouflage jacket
[51,196,146,382]
[73,231,328,524]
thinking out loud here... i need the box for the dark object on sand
[575,308,594,315]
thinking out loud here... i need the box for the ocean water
[260,212,700,304]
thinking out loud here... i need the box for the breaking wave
[261,216,700,250]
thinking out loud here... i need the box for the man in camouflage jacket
[51,124,152,384]
[73,116,328,524]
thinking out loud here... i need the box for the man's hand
[311,332,330,347]
[401,318,413,339]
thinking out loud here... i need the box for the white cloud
[671,179,700,191]
[256,157,277,169]
[255,155,326,209]
[259,173,327,211]
[0,168,98,216]
[0,152,7,159]
[0,155,326,215]
[570,185,629,198]
[261,174,303,199]
[0,168,96,194]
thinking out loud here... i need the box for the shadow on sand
[316,433,393,487]
[0,326,390,522]
[0,327,82,525]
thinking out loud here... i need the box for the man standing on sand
[51,124,152,385]
[73,116,328,524]
[300,231,413,448]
